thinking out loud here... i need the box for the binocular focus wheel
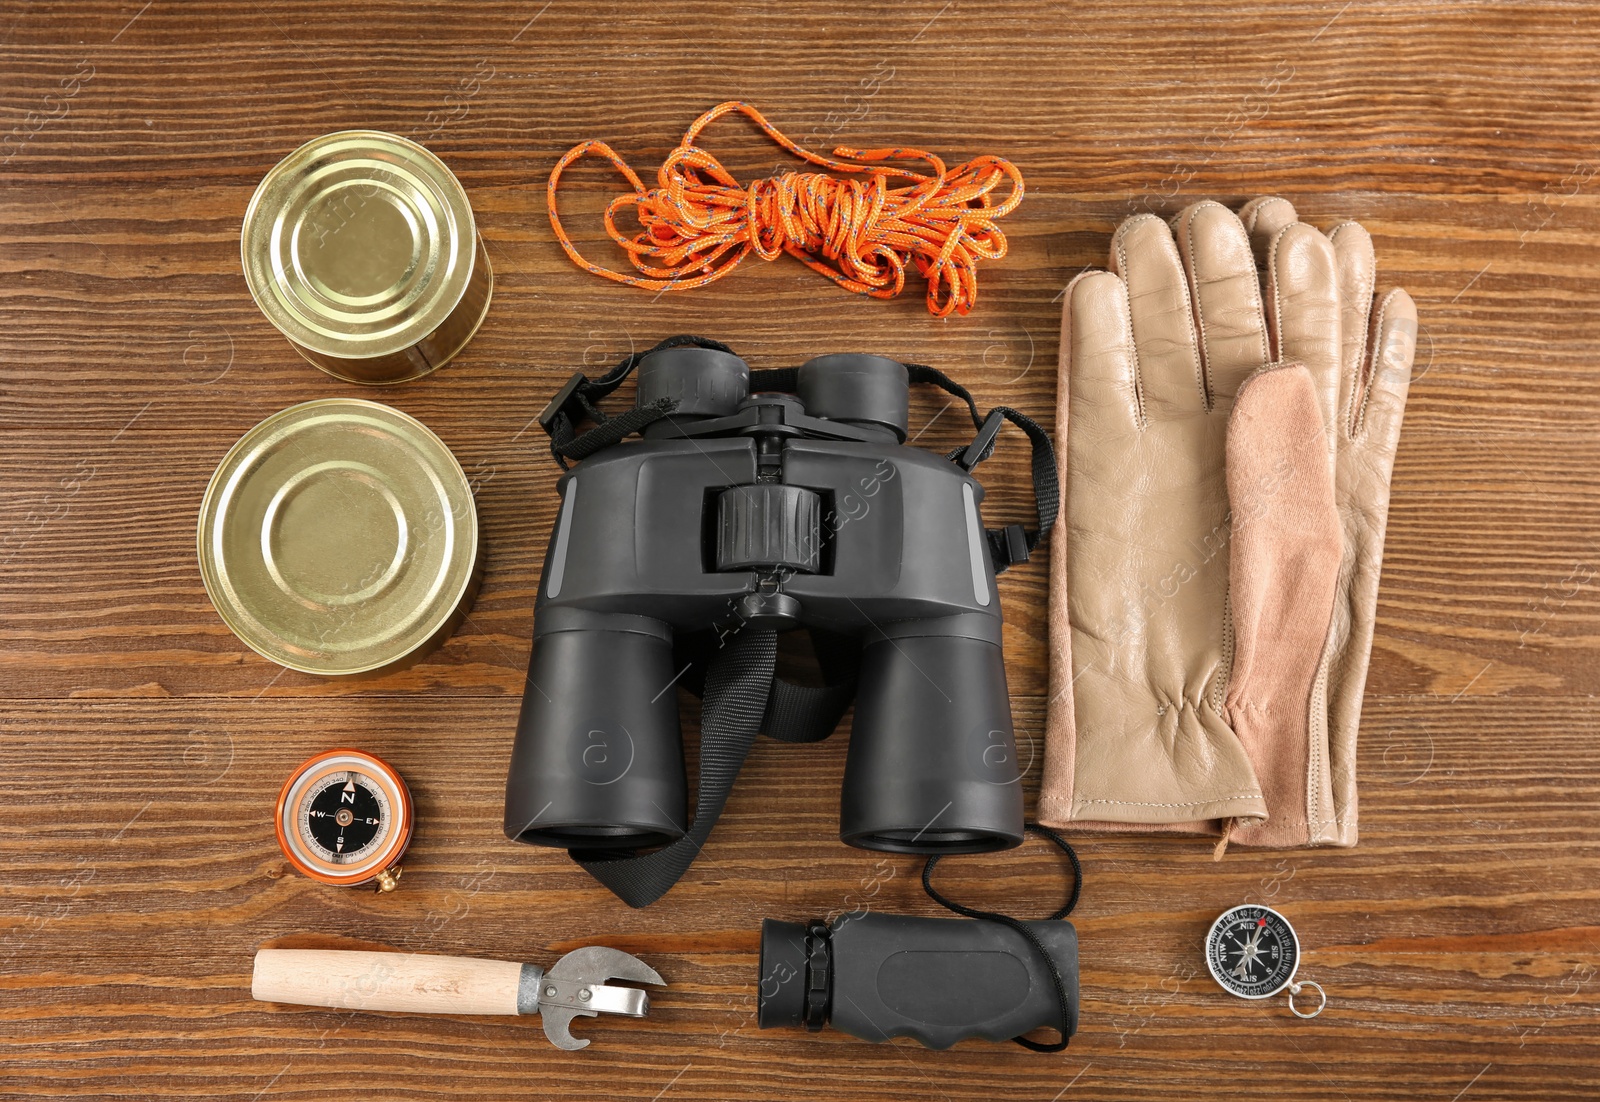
[716,484,822,574]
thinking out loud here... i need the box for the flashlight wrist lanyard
[921,825,1083,1052]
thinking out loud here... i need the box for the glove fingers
[1170,201,1272,410]
[1323,286,1415,849]
[1350,287,1416,455]
[1110,214,1207,417]
[1266,223,1342,445]
[1239,196,1298,266]
[1328,221,1377,438]
[1066,270,1142,429]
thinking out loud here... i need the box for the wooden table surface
[3,2,1597,1099]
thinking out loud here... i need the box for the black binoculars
[504,346,1026,858]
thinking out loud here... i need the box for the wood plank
[2,1,1598,1098]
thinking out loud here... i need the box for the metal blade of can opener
[524,945,666,1050]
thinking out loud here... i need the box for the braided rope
[547,101,1023,317]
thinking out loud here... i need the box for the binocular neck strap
[539,337,1060,575]
[901,361,1059,574]
[570,625,855,909]
[540,335,734,468]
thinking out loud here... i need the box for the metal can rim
[240,129,480,361]
[287,234,495,386]
[197,398,480,677]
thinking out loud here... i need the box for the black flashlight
[757,912,1079,1049]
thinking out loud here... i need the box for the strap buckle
[538,371,589,434]
[957,408,1007,471]
[989,524,1030,569]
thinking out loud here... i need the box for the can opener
[251,945,665,1050]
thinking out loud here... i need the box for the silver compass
[1205,905,1325,1018]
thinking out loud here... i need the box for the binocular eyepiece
[636,348,912,440]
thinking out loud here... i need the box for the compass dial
[299,771,389,863]
[1206,905,1300,1000]
[275,749,412,888]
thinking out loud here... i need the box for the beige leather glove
[1039,197,1415,849]
[1244,199,1417,847]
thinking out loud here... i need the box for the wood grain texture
[251,950,526,1017]
[2,1,1598,1098]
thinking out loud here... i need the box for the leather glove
[1039,197,1415,849]
[1242,198,1417,847]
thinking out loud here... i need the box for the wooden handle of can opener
[252,949,528,1016]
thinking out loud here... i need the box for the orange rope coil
[546,101,1024,318]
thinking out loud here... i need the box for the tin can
[241,130,493,385]
[198,399,482,677]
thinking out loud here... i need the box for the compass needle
[276,750,413,892]
[1206,906,1325,1018]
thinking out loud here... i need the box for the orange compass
[275,749,413,891]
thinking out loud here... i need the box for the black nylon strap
[902,361,987,432]
[903,362,1058,574]
[556,397,677,462]
[545,335,734,469]
[571,626,858,908]
[921,825,1083,1052]
[573,626,778,909]
[763,630,859,744]
[981,404,1058,572]
[541,340,1058,573]
[763,676,856,744]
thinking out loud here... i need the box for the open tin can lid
[241,130,492,384]
[198,399,480,676]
